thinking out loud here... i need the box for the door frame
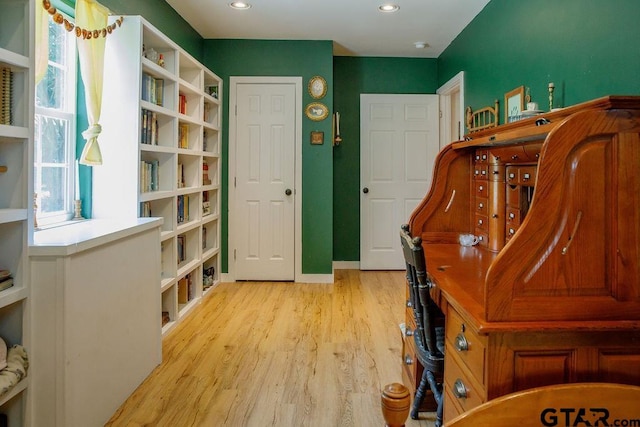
[227,76,303,282]
[437,71,465,148]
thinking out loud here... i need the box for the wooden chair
[399,224,445,426]
[445,382,640,427]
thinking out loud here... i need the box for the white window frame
[34,13,77,227]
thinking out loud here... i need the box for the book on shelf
[1,67,14,125]
[178,93,187,115]
[140,159,160,192]
[177,162,184,188]
[141,73,164,106]
[177,276,188,304]
[202,226,207,250]
[177,194,190,224]
[140,109,158,145]
[178,123,189,149]
[140,201,152,217]
[202,191,211,215]
[161,311,170,326]
[202,161,211,185]
[177,234,186,263]
[203,103,210,122]
[203,130,208,151]
[188,273,194,300]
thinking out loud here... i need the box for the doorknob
[363,187,369,194]
[285,189,292,196]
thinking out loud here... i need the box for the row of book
[177,194,190,224]
[140,109,159,145]
[177,234,187,264]
[1,68,14,125]
[202,190,211,216]
[140,159,160,193]
[140,201,152,217]
[178,93,187,115]
[178,123,189,149]
[177,272,194,304]
[141,73,164,106]
[0,269,13,292]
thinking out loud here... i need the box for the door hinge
[234,249,236,260]
[234,177,236,188]
[235,105,237,116]
[439,110,443,118]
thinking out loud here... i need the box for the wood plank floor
[106,270,435,426]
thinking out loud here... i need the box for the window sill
[30,217,163,257]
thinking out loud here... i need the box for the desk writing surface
[423,244,496,324]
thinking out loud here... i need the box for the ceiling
[165,0,490,58]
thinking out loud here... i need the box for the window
[34,14,77,226]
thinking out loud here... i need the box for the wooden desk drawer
[443,383,464,422]
[444,348,486,414]
[474,181,488,198]
[473,164,488,180]
[446,308,487,386]
[474,214,488,233]
[506,207,521,226]
[518,165,536,185]
[476,233,489,248]
[475,197,488,215]
[474,149,488,163]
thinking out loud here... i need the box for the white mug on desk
[459,233,479,246]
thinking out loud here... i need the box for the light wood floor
[106,270,435,426]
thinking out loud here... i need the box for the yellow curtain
[76,0,109,166]
[35,0,50,84]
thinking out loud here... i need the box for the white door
[360,94,440,270]
[233,82,297,280]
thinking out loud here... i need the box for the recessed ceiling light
[229,1,251,10]
[378,3,400,13]
[414,42,428,49]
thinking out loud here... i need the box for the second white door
[234,82,296,280]
[360,94,440,270]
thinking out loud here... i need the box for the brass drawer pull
[406,299,412,308]
[454,333,469,352]
[405,355,413,365]
[453,379,468,399]
[406,328,414,337]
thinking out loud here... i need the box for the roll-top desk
[402,96,640,422]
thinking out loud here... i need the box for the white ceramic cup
[526,102,538,111]
[459,233,479,246]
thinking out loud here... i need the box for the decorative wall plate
[305,102,329,121]
[308,76,327,99]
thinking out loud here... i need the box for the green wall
[439,0,640,123]
[202,40,335,274]
[97,0,202,60]
[332,57,438,261]
[74,0,640,267]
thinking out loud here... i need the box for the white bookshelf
[94,16,222,336]
[0,0,33,424]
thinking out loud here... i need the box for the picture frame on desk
[505,85,524,123]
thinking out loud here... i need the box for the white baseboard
[295,273,334,284]
[333,261,360,270]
